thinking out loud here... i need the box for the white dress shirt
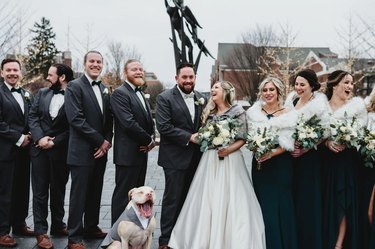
[177,86,195,122]
[85,73,103,113]
[49,92,64,120]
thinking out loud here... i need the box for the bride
[168,81,266,249]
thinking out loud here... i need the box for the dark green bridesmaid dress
[252,152,298,249]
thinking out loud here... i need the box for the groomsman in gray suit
[156,63,206,249]
[29,63,74,249]
[110,59,155,225]
[65,51,113,249]
[0,58,34,247]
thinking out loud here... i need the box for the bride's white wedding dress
[168,105,266,249]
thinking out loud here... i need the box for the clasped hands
[139,139,156,153]
[291,142,310,158]
[326,140,345,153]
[94,139,112,159]
[35,135,54,149]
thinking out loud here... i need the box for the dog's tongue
[140,202,153,218]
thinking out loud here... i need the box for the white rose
[203,131,211,139]
[24,92,30,98]
[331,128,337,136]
[340,126,347,133]
[213,136,224,146]
[370,130,375,136]
[220,129,230,138]
[299,133,307,139]
[344,135,351,141]
[103,88,109,95]
[368,143,375,150]
[144,93,150,99]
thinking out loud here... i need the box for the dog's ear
[128,188,136,201]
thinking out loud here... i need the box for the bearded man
[110,59,155,225]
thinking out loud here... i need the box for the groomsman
[156,63,206,249]
[29,64,73,249]
[0,58,34,247]
[65,51,113,249]
[110,59,155,225]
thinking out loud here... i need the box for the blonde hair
[257,77,285,107]
[367,87,375,112]
[201,81,236,124]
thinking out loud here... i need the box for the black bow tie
[53,89,65,95]
[91,81,101,87]
[11,87,22,94]
[135,87,142,92]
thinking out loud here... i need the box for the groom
[156,62,206,249]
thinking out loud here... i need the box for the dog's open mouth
[138,200,154,218]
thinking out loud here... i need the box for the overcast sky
[10,0,375,91]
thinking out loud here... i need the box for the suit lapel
[193,92,204,130]
[2,84,24,120]
[44,90,54,125]
[173,86,194,128]
[124,83,151,123]
[82,77,103,117]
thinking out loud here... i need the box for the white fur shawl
[329,97,368,128]
[246,101,297,151]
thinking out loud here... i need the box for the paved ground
[2,147,253,249]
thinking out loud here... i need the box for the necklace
[262,107,285,119]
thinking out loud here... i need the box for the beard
[50,80,62,90]
[178,83,195,94]
[129,77,145,86]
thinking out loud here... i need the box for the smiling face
[210,82,225,104]
[176,66,196,94]
[261,82,278,105]
[333,74,354,101]
[1,61,21,87]
[294,76,313,99]
[84,52,103,80]
[125,61,145,87]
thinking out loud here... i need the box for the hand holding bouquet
[196,117,241,159]
[293,114,325,150]
[247,126,278,170]
[329,112,363,149]
[359,129,375,168]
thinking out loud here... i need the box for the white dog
[102,186,156,249]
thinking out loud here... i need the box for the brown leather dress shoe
[50,227,68,236]
[83,227,107,239]
[0,234,17,247]
[67,240,85,249]
[36,234,53,249]
[158,245,169,249]
[12,225,35,236]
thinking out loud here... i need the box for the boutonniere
[195,97,205,106]
[144,93,150,99]
[103,88,109,96]
[24,91,31,102]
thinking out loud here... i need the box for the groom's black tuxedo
[110,82,155,224]
[64,75,113,242]
[0,83,33,235]
[156,85,206,245]
[28,87,70,235]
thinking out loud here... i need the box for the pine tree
[24,17,59,81]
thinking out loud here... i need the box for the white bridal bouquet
[359,129,375,168]
[247,126,278,170]
[293,114,325,150]
[197,117,241,160]
[329,112,363,149]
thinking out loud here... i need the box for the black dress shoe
[12,225,35,236]
[83,227,107,239]
[50,227,68,236]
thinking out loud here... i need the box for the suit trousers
[31,150,69,235]
[67,159,106,243]
[0,160,15,235]
[158,166,197,246]
[111,158,147,225]
[11,148,31,230]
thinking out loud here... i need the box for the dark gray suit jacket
[156,85,206,170]
[64,75,113,166]
[110,82,154,166]
[28,87,69,158]
[0,83,33,161]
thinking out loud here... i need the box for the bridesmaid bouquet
[293,114,325,150]
[329,112,363,149]
[359,129,375,168]
[197,117,241,159]
[247,126,278,170]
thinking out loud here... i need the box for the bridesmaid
[322,70,367,249]
[284,69,329,249]
[359,90,375,249]
[247,77,298,249]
